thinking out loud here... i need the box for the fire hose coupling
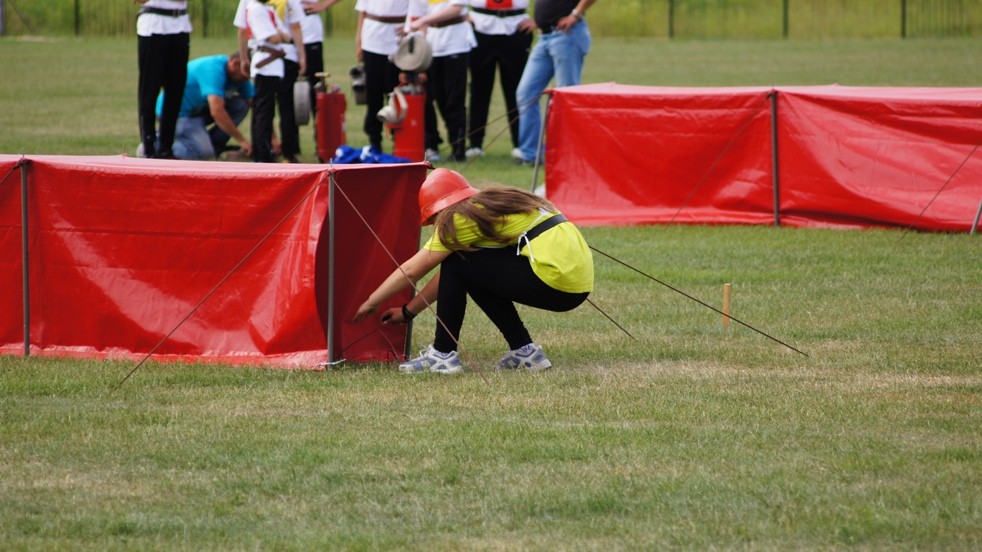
[313,72,341,94]
[392,32,432,72]
[377,86,410,124]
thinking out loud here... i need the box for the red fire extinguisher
[315,72,347,163]
[378,84,425,162]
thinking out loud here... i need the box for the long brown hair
[432,186,557,251]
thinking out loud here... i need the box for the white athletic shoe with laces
[399,345,464,375]
[495,343,552,372]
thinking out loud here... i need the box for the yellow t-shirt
[423,210,594,294]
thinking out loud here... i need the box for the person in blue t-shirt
[149,54,256,160]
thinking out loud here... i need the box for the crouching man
[147,53,255,160]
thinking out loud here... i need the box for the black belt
[363,13,407,24]
[540,18,583,34]
[524,213,568,241]
[139,7,188,17]
[471,7,527,17]
[254,45,286,69]
[430,15,468,28]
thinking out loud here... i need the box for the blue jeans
[514,20,591,161]
[171,95,250,160]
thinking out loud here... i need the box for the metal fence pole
[201,0,208,38]
[769,92,781,227]
[668,0,674,39]
[783,0,789,38]
[903,0,910,38]
[19,159,30,356]
[530,95,550,193]
[326,171,337,364]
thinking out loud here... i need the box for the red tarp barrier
[0,156,25,353]
[547,84,776,226]
[547,84,982,232]
[0,155,427,367]
[777,86,982,231]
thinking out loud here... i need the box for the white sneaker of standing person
[495,343,552,372]
[465,147,484,159]
[510,147,534,166]
[399,345,464,375]
[425,148,441,162]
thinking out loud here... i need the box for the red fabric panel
[545,84,982,232]
[547,84,776,226]
[326,164,428,363]
[0,155,425,367]
[0,156,25,352]
[776,86,982,231]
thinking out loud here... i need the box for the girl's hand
[380,307,407,325]
[353,301,378,322]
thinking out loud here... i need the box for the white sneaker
[510,147,533,166]
[135,143,147,158]
[399,345,464,375]
[425,148,441,162]
[465,147,484,159]
[495,343,552,372]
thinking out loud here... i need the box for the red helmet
[417,168,479,225]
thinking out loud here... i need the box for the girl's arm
[354,248,450,321]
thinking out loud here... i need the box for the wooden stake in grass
[722,283,732,329]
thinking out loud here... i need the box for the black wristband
[402,304,416,321]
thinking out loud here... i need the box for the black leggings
[433,247,588,353]
[251,75,279,162]
[137,32,190,156]
[362,50,401,151]
[276,60,301,158]
[424,52,470,157]
[468,30,532,149]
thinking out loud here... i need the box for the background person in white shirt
[240,0,293,162]
[354,0,410,154]
[466,0,534,159]
[135,0,191,159]
[268,0,308,162]
[409,0,476,163]
[300,1,345,146]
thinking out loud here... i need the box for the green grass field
[1,36,980,550]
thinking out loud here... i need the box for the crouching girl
[354,168,593,374]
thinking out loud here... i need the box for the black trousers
[424,52,470,158]
[276,60,301,158]
[304,41,324,143]
[137,32,190,156]
[433,247,588,353]
[468,30,532,150]
[252,75,279,162]
[362,50,401,151]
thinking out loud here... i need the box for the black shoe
[153,150,177,160]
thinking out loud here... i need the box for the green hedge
[2,0,980,38]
